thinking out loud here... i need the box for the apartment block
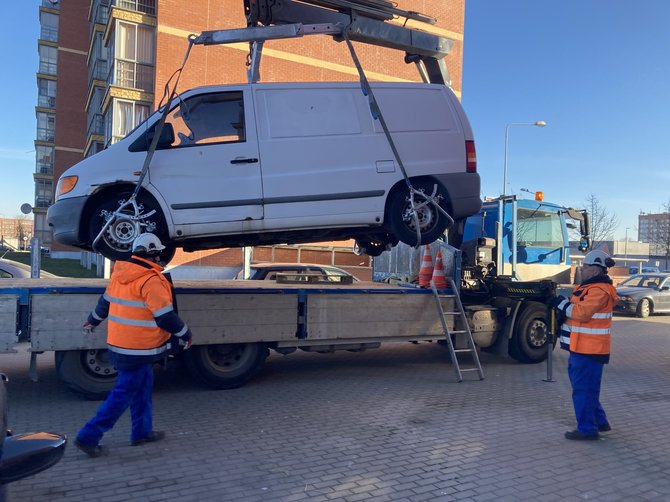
[36,0,466,263]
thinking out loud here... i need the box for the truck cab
[463,197,582,285]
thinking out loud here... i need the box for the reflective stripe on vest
[108,343,169,356]
[564,324,610,335]
[108,314,158,328]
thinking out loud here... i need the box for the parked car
[615,273,670,318]
[236,263,360,283]
[47,82,480,261]
[0,259,58,279]
[628,266,660,274]
[0,374,67,498]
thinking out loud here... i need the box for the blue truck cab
[462,197,588,284]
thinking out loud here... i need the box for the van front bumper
[435,172,482,219]
[46,196,87,246]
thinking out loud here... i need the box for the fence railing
[113,0,156,15]
[109,59,154,92]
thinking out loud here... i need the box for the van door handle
[230,157,259,164]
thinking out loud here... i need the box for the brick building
[35,0,466,273]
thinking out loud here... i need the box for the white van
[47,82,480,260]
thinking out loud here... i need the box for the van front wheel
[387,180,450,246]
[87,190,170,262]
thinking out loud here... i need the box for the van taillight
[466,141,477,173]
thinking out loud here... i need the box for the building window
[36,112,56,142]
[112,21,154,91]
[111,100,150,143]
[38,44,58,75]
[36,146,54,175]
[115,0,156,16]
[35,179,54,208]
[37,78,57,109]
[40,11,59,42]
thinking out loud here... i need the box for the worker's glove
[179,330,193,351]
[169,330,192,354]
[82,320,96,335]
[550,295,569,313]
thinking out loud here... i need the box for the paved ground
[4,314,670,501]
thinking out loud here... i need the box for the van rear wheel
[387,180,450,246]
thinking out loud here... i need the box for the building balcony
[38,94,56,109]
[108,59,154,93]
[36,128,55,143]
[90,0,110,25]
[113,0,156,16]
[40,26,58,43]
[88,58,109,83]
[36,162,54,176]
[41,0,60,9]
[35,196,52,209]
[38,60,58,76]
[87,113,105,139]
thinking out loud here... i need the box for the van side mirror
[154,123,175,148]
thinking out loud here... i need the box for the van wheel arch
[385,176,454,246]
[81,184,173,262]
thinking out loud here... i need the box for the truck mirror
[155,123,175,148]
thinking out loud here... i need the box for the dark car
[0,374,67,499]
[0,259,58,279]
[615,273,670,318]
[236,263,360,283]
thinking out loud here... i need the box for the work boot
[598,423,612,432]
[131,431,166,446]
[74,439,109,458]
[564,430,599,441]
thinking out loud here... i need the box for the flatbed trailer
[1,279,460,399]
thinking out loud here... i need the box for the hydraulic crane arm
[193,0,454,85]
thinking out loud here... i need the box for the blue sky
[1,1,669,240]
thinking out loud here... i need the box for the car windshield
[619,275,666,288]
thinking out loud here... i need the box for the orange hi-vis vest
[104,257,174,356]
[559,277,618,360]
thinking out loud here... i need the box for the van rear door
[147,87,263,227]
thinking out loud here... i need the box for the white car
[48,82,480,261]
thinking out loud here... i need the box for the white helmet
[583,249,615,269]
[131,233,165,257]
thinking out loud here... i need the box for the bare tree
[583,194,619,249]
[646,200,670,270]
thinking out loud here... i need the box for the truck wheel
[55,350,117,400]
[636,298,651,318]
[511,303,549,364]
[184,343,269,389]
[87,189,170,262]
[387,179,450,246]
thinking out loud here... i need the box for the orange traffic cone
[431,250,447,289]
[418,244,434,288]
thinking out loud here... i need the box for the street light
[502,120,547,196]
[624,227,630,267]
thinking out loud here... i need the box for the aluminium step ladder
[430,278,484,382]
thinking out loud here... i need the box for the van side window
[169,92,245,147]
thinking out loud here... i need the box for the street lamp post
[624,227,630,267]
[502,121,547,196]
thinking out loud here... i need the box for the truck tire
[55,350,117,400]
[510,302,550,364]
[183,343,269,389]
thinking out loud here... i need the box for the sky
[1,1,669,240]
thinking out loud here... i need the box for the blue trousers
[77,364,154,446]
[568,352,609,436]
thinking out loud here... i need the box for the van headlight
[55,176,78,199]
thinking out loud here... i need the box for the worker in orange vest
[552,249,618,440]
[75,233,192,457]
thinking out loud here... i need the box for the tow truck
[1,2,589,398]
